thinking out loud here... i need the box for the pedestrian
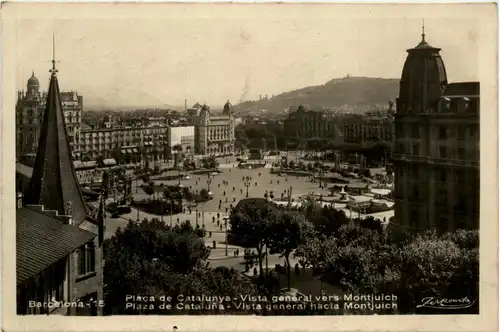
[217,220,220,226]
[220,224,222,231]
[232,186,235,191]
[225,198,228,203]
[240,189,243,194]
[277,180,279,184]
[223,191,226,196]
[253,267,257,276]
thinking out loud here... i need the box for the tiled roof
[25,71,90,224]
[17,207,95,284]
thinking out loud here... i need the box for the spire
[421,19,426,42]
[50,33,58,76]
[25,45,89,224]
[31,70,35,77]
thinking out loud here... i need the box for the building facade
[80,125,169,164]
[16,72,83,160]
[193,102,235,155]
[343,107,394,145]
[17,61,104,315]
[391,31,480,234]
[283,105,340,142]
[168,126,195,154]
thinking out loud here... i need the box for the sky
[13,4,483,109]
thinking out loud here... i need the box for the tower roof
[27,71,40,87]
[24,64,90,224]
[223,100,233,115]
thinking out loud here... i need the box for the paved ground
[104,156,393,269]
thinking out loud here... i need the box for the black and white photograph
[1,2,497,331]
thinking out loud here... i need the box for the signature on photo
[416,296,476,310]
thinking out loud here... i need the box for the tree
[307,206,349,236]
[200,188,209,200]
[268,212,315,290]
[229,202,275,276]
[142,183,155,199]
[104,218,261,315]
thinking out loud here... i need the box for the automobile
[117,205,132,214]
[111,212,121,219]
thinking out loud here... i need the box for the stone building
[343,105,394,145]
[193,102,235,155]
[283,105,339,141]
[391,29,480,234]
[16,72,83,160]
[17,60,104,315]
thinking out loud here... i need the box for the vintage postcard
[1,2,498,332]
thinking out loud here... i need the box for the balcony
[426,156,479,168]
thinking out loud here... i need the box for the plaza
[102,154,394,274]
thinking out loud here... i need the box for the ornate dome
[27,71,40,87]
[223,100,233,115]
[398,32,448,114]
[200,104,211,117]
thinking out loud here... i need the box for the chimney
[16,192,23,209]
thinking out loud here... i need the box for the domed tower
[26,71,40,99]
[223,100,234,116]
[398,27,448,114]
[200,104,211,124]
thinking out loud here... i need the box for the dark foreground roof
[17,207,95,284]
[444,82,480,97]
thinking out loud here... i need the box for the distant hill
[234,77,399,115]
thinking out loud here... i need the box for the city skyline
[14,5,480,109]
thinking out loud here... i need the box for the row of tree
[104,219,259,315]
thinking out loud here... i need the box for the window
[412,144,420,156]
[457,126,466,140]
[438,126,447,140]
[437,168,447,182]
[437,216,448,234]
[458,148,465,160]
[411,124,420,138]
[468,125,476,137]
[439,146,447,158]
[78,242,95,276]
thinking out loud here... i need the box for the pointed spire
[31,70,35,77]
[50,33,58,76]
[421,19,426,42]
[25,41,89,224]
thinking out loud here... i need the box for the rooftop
[17,206,96,284]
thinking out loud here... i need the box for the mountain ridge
[235,76,400,114]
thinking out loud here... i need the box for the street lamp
[206,173,212,193]
[243,176,252,198]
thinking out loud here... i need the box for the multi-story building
[17,61,103,315]
[193,102,235,155]
[168,126,195,154]
[343,105,394,144]
[391,30,480,234]
[79,125,169,164]
[16,72,83,160]
[283,105,340,142]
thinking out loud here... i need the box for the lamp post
[243,176,252,198]
[224,217,228,256]
[206,173,212,193]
